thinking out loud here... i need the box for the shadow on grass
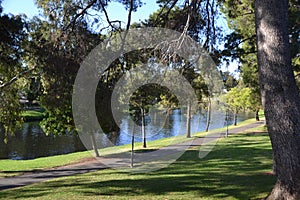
[0,134,276,200]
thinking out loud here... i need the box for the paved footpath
[0,121,265,190]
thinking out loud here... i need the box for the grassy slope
[0,129,275,200]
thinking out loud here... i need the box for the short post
[225,109,229,137]
[131,126,135,168]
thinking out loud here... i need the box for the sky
[2,0,159,23]
[2,0,39,17]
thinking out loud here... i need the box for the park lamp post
[225,108,229,137]
[131,126,135,168]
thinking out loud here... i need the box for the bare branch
[65,0,97,32]
[99,0,122,32]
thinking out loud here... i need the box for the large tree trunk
[255,0,300,199]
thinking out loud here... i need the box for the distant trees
[223,86,251,126]
[222,82,262,126]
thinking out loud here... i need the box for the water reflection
[0,122,86,160]
[0,110,254,160]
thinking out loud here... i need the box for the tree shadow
[0,134,276,199]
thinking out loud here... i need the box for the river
[0,110,254,160]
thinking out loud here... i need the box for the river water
[0,110,254,160]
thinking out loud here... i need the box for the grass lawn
[21,110,45,121]
[0,151,92,178]
[0,127,275,200]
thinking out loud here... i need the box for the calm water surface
[0,109,254,160]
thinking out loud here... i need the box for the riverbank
[0,120,275,199]
[0,116,265,178]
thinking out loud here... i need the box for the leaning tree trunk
[90,133,100,157]
[205,97,211,132]
[141,108,146,148]
[255,0,300,199]
[186,102,191,138]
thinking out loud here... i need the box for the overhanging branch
[0,68,34,89]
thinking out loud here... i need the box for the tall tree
[0,1,28,136]
[129,84,164,148]
[255,0,300,199]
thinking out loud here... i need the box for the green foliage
[25,12,103,134]
[224,86,252,114]
[220,71,238,91]
[0,8,28,135]
[158,92,178,110]
[130,84,164,109]
[220,0,300,92]
[23,77,43,103]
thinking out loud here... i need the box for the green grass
[0,134,193,178]
[0,151,92,178]
[21,110,45,121]
[0,129,275,200]
[0,117,265,178]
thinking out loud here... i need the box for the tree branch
[126,0,134,31]
[154,0,179,26]
[0,69,34,89]
[99,0,121,31]
[64,0,97,32]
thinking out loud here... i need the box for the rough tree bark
[255,0,300,199]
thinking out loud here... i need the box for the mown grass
[0,117,265,178]
[21,110,45,121]
[0,128,275,200]
[0,151,92,178]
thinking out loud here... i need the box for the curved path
[0,121,265,190]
